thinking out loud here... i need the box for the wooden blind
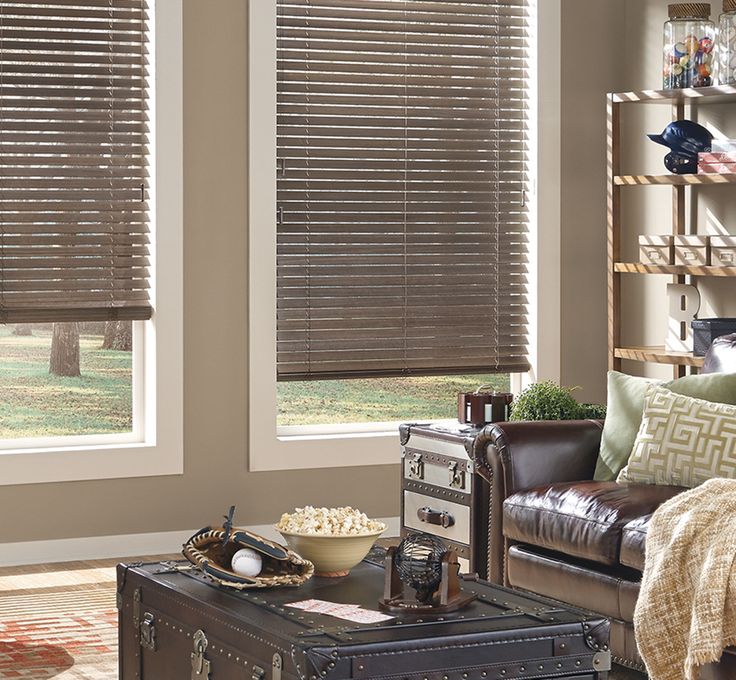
[276,0,531,380]
[0,0,151,324]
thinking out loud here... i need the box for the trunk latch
[140,612,157,651]
[191,630,212,680]
[273,653,283,680]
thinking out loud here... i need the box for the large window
[275,0,532,424]
[0,1,151,444]
[248,1,534,470]
[0,0,183,485]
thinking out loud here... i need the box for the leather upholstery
[506,545,641,623]
[701,649,736,680]
[470,419,603,583]
[503,481,684,566]
[620,514,652,572]
[702,333,736,374]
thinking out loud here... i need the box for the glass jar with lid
[663,3,716,88]
[718,0,736,84]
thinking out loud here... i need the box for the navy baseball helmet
[648,120,712,174]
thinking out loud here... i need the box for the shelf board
[614,346,705,367]
[614,262,736,277]
[614,173,736,186]
[612,85,736,105]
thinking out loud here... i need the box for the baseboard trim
[0,517,401,567]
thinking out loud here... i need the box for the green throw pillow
[593,370,736,481]
[617,385,736,488]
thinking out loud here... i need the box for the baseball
[231,548,262,577]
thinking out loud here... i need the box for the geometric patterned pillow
[616,385,736,488]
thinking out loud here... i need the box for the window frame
[0,0,184,486]
[247,1,546,472]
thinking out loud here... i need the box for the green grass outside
[0,326,510,436]
[0,326,133,439]
[277,373,510,425]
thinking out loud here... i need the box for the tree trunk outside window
[50,322,81,377]
[101,320,133,351]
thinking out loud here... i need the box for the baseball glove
[183,507,314,589]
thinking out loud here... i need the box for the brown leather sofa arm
[470,420,604,585]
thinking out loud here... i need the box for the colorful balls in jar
[664,33,714,88]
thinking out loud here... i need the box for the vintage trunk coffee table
[117,551,611,680]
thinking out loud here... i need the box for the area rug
[0,559,644,679]
[0,563,119,679]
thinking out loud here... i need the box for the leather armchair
[470,419,603,584]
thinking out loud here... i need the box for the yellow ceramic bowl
[276,524,386,577]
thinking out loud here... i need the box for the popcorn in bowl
[275,506,387,576]
[276,506,385,536]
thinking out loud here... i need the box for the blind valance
[0,0,151,324]
[276,0,531,380]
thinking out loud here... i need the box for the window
[0,0,183,485]
[248,1,534,470]
[0,1,150,443]
[275,0,531,423]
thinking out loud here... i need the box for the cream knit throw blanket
[635,478,736,680]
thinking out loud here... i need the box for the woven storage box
[691,318,736,356]
[674,235,710,266]
[639,235,674,265]
[711,236,736,267]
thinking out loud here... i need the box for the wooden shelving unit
[614,173,736,185]
[614,346,705,368]
[607,85,736,376]
[614,263,736,277]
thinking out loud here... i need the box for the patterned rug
[0,559,154,680]
[0,558,645,679]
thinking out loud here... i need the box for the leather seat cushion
[503,481,684,566]
[506,544,641,623]
[620,514,651,571]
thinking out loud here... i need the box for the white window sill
[0,440,183,486]
[0,0,184,487]
[250,427,399,472]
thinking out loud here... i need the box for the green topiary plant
[509,381,607,422]
[577,402,607,420]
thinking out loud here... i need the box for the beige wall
[558,0,625,402]
[0,1,399,544]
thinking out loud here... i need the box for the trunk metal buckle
[191,630,212,680]
[140,612,157,651]
[408,453,424,480]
